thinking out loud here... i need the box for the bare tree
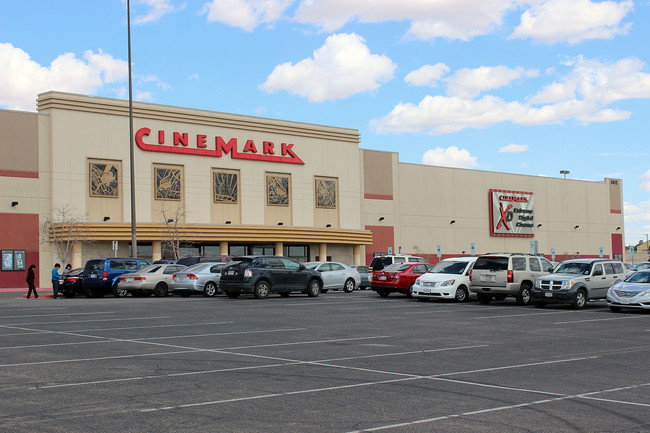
[160,206,186,260]
[41,204,92,265]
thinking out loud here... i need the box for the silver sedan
[303,261,360,293]
[171,262,225,297]
[118,264,187,297]
[607,269,650,312]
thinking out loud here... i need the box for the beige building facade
[0,91,625,288]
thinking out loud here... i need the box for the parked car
[175,255,231,267]
[304,261,360,293]
[607,269,650,312]
[411,257,477,302]
[118,263,187,297]
[219,256,323,299]
[153,259,177,264]
[82,257,151,298]
[371,262,432,297]
[532,259,626,309]
[350,265,370,289]
[369,254,429,272]
[170,262,225,297]
[470,253,555,305]
[633,262,650,271]
[58,267,85,298]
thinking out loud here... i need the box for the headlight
[535,279,542,289]
[415,278,421,285]
[441,280,455,286]
[561,280,575,290]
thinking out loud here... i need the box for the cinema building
[0,92,625,288]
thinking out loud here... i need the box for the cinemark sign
[135,127,304,165]
[489,189,535,237]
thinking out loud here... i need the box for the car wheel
[377,290,390,298]
[477,293,492,304]
[343,278,355,293]
[454,286,469,303]
[516,285,532,306]
[533,302,546,308]
[203,282,217,297]
[225,291,240,299]
[254,280,270,299]
[572,289,587,309]
[279,292,290,297]
[113,284,128,298]
[609,306,621,313]
[153,282,168,297]
[405,285,414,298]
[306,279,321,297]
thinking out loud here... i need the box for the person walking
[26,264,38,298]
[51,263,61,299]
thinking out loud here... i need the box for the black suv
[219,256,323,299]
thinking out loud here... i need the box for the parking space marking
[132,328,307,341]
[473,311,574,320]
[430,377,565,396]
[0,311,116,320]
[3,316,171,326]
[68,321,234,333]
[580,396,650,407]
[553,315,649,325]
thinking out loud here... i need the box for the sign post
[112,240,118,257]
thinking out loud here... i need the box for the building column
[319,244,327,261]
[152,241,162,262]
[72,242,82,269]
[275,242,283,256]
[353,245,361,266]
[220,241,228,256]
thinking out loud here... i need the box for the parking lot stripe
[580,396,650,407]
[473,311,573,319]
[553,315,649,325]
[0,311,116,319]
[2,316,171,326]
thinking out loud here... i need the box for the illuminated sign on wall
[489,189,535,237]
[134,127,304,165]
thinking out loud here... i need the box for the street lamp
[127,0,137,257]
[560,170,570,179]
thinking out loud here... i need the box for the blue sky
[1,0,649,246]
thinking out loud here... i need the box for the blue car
[82,257,151,298]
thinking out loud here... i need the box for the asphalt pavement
[0,289,648,432]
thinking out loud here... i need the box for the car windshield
[635,263,650,271]
[303,263,319,270]
[553,262,591,275]
[183,263,210,272]
[625,271,650,283]
[384,264,410,272]
[429,261,467,275]
[139,265,161,273]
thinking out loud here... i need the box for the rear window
[385,264,410,272]
[473,257,508,271]
[226,258,253,270]
[85,260,104,270]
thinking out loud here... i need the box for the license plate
[228,270,235,275]
[379,276,387,280]
[620,299,629,304]
[90,274,97,278]
[484,275,494,281]
[545,292,553,298]
[127,277,134,282]
[177,277,185,281]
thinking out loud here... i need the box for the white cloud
[640,170,650,193]
[135,91,154,101]
[132,0,186,25]
[511,0,633,44]
[294,0,519,41]
[187,73,199,80]
[499,143,528,153]
[446,65,538,98]
[140,74,170,90]
[404,63,450,87]
[373,56,650,135]
[0,43,127,111]
[422,146,478,168]
[260,33,396,102]
[202,0,293,31]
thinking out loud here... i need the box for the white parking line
[473,311,574,320]
[553,315,649,325]
[133,328,306,341]
[1,311,116,320]
[3,316,171,326]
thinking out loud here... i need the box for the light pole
[127,0,137,257]
[560,170,570,179]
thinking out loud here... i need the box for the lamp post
[127,0,137,258]
[560,170,570,179]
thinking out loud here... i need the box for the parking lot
[1,290,648,432]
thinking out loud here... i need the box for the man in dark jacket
[26,264,38,298]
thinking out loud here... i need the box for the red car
[371,263,432,297]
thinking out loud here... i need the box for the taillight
[172,274,177,279]
[102,271,108,280]
[134,276,146,281]
[187,274,198,280]
[244,269,253,278]
[507,270,513,283]
[469,272,472,282]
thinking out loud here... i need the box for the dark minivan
[83,257,151,297]
[219,256,323,299]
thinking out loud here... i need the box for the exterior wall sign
[135,127,304,165]
[489,189,535,237]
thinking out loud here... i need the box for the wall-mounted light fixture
[574,225,580,229]
[225,220,231,224]
[11,201,18,207]
[278,222,284,226]
[103,216,111,222]
[378,217,384,221]
[616,226,621,230]
[167,218,174,223]
[537,223,542,228]
[450,220,456,224]
[326,224,331,228]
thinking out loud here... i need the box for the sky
[1,0,649,246]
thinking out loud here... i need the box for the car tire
[477,293,492,304]
[494,295,507,301]
[454,286,469,303]
[609,306,621,313]
[405,285,414,298]
[254,280,270,299]
[225,291,240,299]
[516,285,532,306]
[343,278,355,293]
[377,290,390,298]
[533,302,546,308]
[306,279,321,297]
[203,282,217,297]
[153,282,167,297]
[572,289,587,309]
[113,284,128,298]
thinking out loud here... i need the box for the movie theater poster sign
[489,189,535,237]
